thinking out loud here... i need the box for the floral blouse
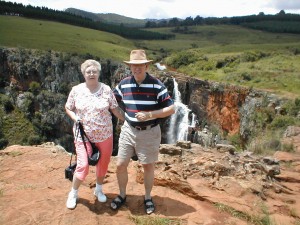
[65,82,118,142]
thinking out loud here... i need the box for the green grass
[8,151,23,157]
[187,51,300,97]
[141,25,300,55]
[130,215,184,225]
[214,202,273,225]
[0,15,135,61]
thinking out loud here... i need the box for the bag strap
[78,122,92,142]
[69,153,74,166]
[76,122,93,154]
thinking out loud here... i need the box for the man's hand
[135,111,150,121]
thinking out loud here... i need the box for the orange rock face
[207,90,248,135]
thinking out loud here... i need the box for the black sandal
[144,198,155,214]
[110,195,126,210]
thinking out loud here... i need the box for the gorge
[0,47,291,152]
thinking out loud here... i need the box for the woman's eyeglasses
[85,70,98,75]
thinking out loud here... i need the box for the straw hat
[124,49,153,65]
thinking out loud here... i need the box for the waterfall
[190,113,196,128]
[167,78,192,144]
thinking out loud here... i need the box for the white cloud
[143,6,170,19]
[271,0,300,10]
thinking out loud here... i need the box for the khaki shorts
[118,121,161,164]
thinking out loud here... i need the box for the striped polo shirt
[113,73,174,127]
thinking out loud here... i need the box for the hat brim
[124,59,153,65]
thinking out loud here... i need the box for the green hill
[1,15,300,97]
[0,15,135,61]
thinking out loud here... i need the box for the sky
[5,0,300,19]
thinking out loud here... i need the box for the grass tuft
[214,202,273,225]
[130,215,185,225]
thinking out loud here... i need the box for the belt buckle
[135,126,142,130]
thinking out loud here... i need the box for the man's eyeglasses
[85,70,98,75]
[131,63,146,67]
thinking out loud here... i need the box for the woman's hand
[74,115,82,123]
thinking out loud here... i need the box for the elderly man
[112,49,175,214]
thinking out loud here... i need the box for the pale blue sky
[5,0,300,19]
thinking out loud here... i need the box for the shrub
[165,51,198,68]
[0,138,9,150]
[265,138,281,151]
[227,133,242,150]
[18,92,35,119]
[253,108,276,132]
[281,98,300,117]
[0,95,14,112]
[29,81,41,95]
[241,72,252,81]
[240,51,268,62]
[28,135,42,145]
[282,143,295,152]
[268,115,295,130]
[58,82,71,95]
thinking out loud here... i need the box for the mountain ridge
[65,7,179,27]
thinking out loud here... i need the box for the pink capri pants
[74,136,113,181]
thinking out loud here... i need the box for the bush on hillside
[268,115,296,130]
[17,92,35,119]
[0,95,14,113]
[165,51,199,68]
[247,131,282,154]
[27,135,42,145]
[29,81,41,96]
[281,98,300,117]
[240,51,269,62]
[58,82,71,95]
[0,138,9,150]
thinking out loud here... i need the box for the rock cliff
[0,47,289,150]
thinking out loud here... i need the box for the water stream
[167,78,195,144]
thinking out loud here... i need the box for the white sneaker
[66,191,78,209]
[94,189,107,203]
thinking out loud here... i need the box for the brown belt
[132,124,157,131]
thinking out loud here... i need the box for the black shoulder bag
[77,122,101,166]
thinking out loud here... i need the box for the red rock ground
[0,129,299,225]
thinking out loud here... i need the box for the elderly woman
[65,59,124,209]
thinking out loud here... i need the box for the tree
[194,15,204,25]
[182,16,194,26]
[168,17,180,27]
